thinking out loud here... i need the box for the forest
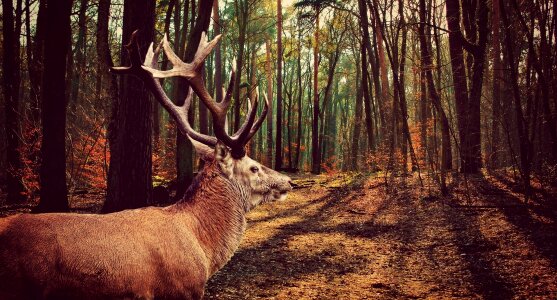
[1,0,557,298]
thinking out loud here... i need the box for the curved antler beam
[115,31,268,158]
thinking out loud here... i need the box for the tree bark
[233,0,248,132]
[490,0,502,169]
[104,0,155,213]
[445,0,488,173]
[419,0,452,188]
[445,0,470,173]
[500,0,531,198]
[249,45,257,157]
[311,12,321,174]
[294,22,303,169]
[2,0,26,203]
[351,52,363,170]
[35,0,74,212]
[69,0,89,115]
[213,0,223,103]
[265,39,274,167]
[357,0,375,154]
[275,0,283,170]
[375,13,390,140]
[361,43,375,155]
[509,0,557,162]
[28,0,46,123]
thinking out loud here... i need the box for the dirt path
[205,174,557,299]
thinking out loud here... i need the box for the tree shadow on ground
[474,174,557,269]
[206,174,556,299]
[441,193,514,299]
[205,179,371,298]
[338,185,514,299]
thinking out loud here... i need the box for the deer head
[113,31,292,209]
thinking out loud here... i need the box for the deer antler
[110,30,217,147]
[111,31,269,157]
[141,32,268,158]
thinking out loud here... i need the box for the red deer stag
[0,32,292,299]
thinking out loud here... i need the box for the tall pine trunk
[35,0,73,212]
[275,0,283,170]
[104,0,155,212]
[490,0,502,169]
[265,39,274,167]
[311,12,321,174]
[2,0,26,203]
[294,23,303,169]
[351,51,363,171]
[419,0,451,191]
[213,0,223,103]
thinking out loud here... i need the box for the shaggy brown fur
[0,155,288,299]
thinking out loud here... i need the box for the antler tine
[111,30,142,74]
[192,32,222,71]
[143,42,211,145]
[141,32,234,149]
[246,89,269,141]
[111,32,220,149]
[142,34,193,79]
[150,40,218,147]
[119,31,269,158]
[232,88,259,141]
[219,65,236,111]
[144,40,159,68]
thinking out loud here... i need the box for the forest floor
[1,171,557,299]
[204,171,557,299]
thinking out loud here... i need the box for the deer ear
[215,141,233,178]
[188,137,214,161]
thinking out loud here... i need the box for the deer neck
[172,163,249,275]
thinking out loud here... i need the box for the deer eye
[250,166,259,173]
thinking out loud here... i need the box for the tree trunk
[311,12,321,174]
[351,52,363,170]
[28,0,46,123]
[500,0,531,198]
[361,43,375,155]
[96,0,118,190]
[490,0,502,169]
[265,39,274,167]
[375,14,390,140]
[249,46,257,157]
[35,0,73,212]
[2,0,26,203]
[464,0,488,174]
[213,0,223,103]
[419,0,451,190]
[509,0,557,162]
[69,0,89,115]
[445,0,473,173]
[275,0,283,170]
[233,1,247,132]
[104,0,155,213]
[445,0,487,173]
[294,23,303,169]
[357,0,375,155]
